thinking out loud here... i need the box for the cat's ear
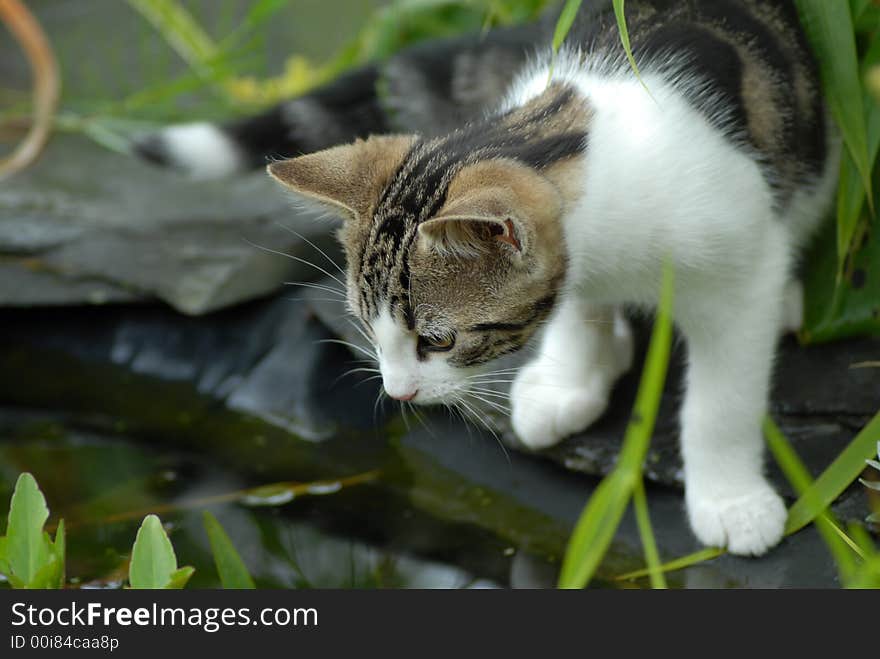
[417,159,561,259]
[417,194,527,258]
[267,135,415,221]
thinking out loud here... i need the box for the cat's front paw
[510,364,610,450]
[686,482,786,556]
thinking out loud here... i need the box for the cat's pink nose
[389,389,418,402]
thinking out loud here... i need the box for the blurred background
[0,0,878,589]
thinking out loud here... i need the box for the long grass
[558,262,674,589]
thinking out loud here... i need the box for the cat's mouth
[382,382,459,407]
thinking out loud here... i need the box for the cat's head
[269,126,579,405]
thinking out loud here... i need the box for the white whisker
[317,338,378,361]
[282,280,346,297]
[246,238,346,288]
[275,222,346,276]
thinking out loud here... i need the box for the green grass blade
[552,0,583,52]
[835,50,880,273]
[558,262,674,589]
[6,473,50,587]
[557,473,629,588]
[632,478,666,588]
[786,409,880,535]
[615,547,723,582]
[203,511,256,589]
[616,413,879,582]
[125,0,220,79]
[795,1,873,214]
[763,417,860,578]
[611,0,651,94]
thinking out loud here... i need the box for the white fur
[373,307,473,403]
[505,55,838,555]
[370,51,838,556]
[155,122,245,179]
[511,302,633,449]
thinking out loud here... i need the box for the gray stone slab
[0,134,342,314]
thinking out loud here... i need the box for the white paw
[686,482,787,556]
[510,364,610,450]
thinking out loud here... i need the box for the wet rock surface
[0,134,339,315]
[1,290,877,587]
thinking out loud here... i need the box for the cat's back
[565,0,827,208]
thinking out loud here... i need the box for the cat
[137,0,839,556]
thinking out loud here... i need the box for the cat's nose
[388,388,418,402]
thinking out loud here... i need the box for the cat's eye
[418,334,456,352]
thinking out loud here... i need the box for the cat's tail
[133,66,389,179]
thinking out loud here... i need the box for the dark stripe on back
[358,85,587,321]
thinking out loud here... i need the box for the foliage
[617,414,880,587]
[863,441,880,525]
[203,511,256,589]
[123,0,552,112]
[795,0,880,342]
[0,473,258,590]
[558,262,674,589]
[128,514,194,589]
[0,474,65,589]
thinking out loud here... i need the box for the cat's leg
[678,247,789,556]
[511,297,633,450]
[781,279,804,334]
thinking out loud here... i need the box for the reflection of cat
[138,1,838,556]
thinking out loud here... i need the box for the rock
[0,134,341,314]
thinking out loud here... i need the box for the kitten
[138,0,839,556]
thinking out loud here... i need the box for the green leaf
[165,566,195,590]
[849,0,871,22]
[802,211,880,343]
[28,555,63,589]
[6,473,51,587]
[242,0,289,31]
[0,536,9,577]
[786,409,880,535]
[203,512,256,589]
[795,1,873,213]
[28,520,67,589]
[835,69,880,275]
[129,514,181,589]
[558,262,674,589]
